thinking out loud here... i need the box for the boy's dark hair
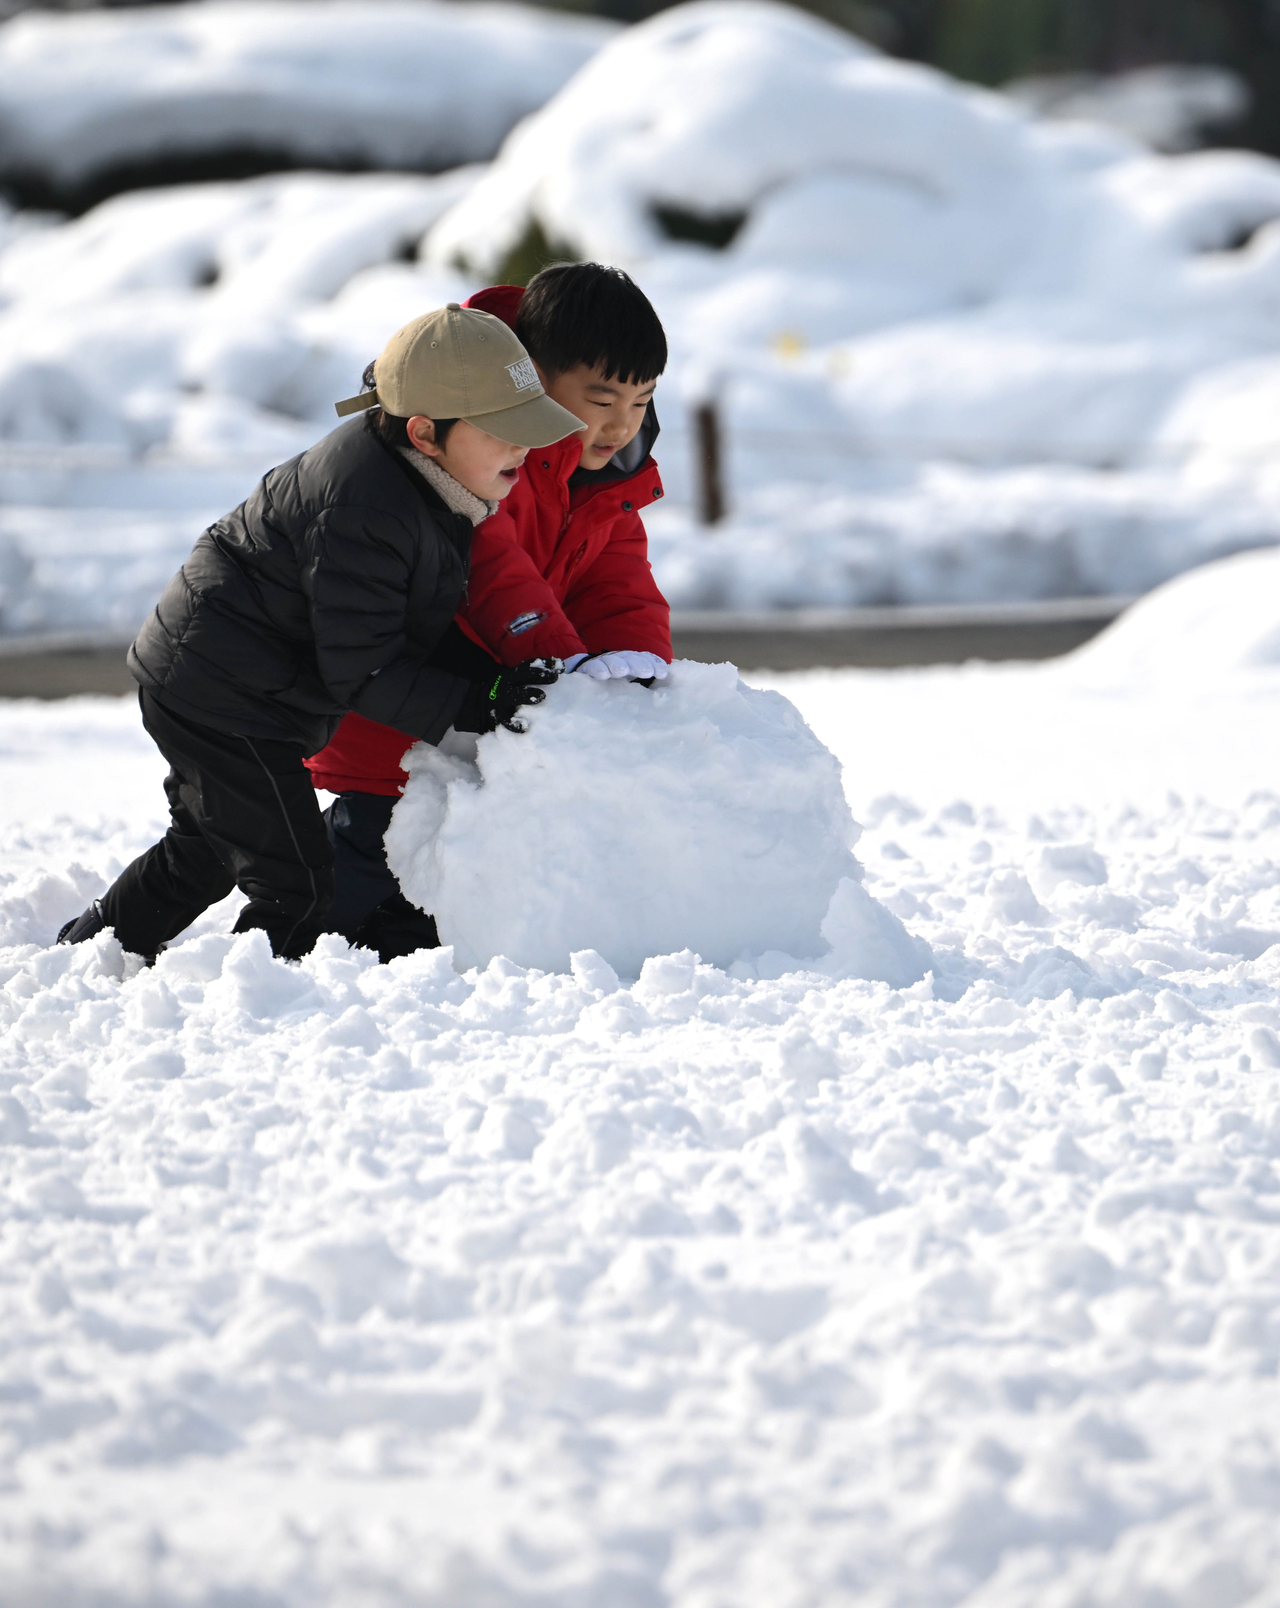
[515,263,667,385]
[360,359,457,450]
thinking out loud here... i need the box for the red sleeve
[563,509,672,660]
[304,711,414,796]
[458,505,587,666]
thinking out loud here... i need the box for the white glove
[568,650,670,682]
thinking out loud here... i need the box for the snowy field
[3,554,1280,1605]
[4,0,1280,632]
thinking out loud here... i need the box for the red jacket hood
[464,284,524,329]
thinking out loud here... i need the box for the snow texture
[0,0,615,195]
[385,659,922,982]
[6,557,1280,1601]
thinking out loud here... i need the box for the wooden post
[693,399,724,526]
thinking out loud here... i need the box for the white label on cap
[506,357,539,392]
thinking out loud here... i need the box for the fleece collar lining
[397,447,497,526]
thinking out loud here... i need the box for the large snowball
[385,660,907,978]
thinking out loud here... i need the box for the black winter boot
[353,893,440,965]
[57,900,159,965]
[57,900,106,946]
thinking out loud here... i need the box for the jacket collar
[396,446,497,525]
[368,418,473,549]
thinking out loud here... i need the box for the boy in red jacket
[306,262,672,959]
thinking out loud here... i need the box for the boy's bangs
[516,262,668,384]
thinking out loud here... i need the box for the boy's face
[539,364,657,472]
[408,416,528,501]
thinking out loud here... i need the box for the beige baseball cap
[334,303,583,449]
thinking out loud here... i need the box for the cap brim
[462,392,585,449]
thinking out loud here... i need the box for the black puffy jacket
[129,416,480,752]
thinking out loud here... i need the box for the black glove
[453,657,562,735]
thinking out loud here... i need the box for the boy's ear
[407,415,440,456]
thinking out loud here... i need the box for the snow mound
[428,0,1057,306]
[429,0,1280,410]
[385,659,919,979]
[1072,547,1280,682]
[0,0,615,204]
[644,463,1280,611]
[429,0,1280,341]
[1007,65,1249,154]
[0,168,478,455]
[417,0,1280,601]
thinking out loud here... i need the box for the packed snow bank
[386,659,923,980]
[645,460,1280,609]
[1071,546,1280,683]
[0,0,615,205]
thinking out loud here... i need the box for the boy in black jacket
[58,304,581,961]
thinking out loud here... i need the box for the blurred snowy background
[1,0,1279,633]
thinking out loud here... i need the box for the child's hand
[454,658,562,735]
[567,651,670,683]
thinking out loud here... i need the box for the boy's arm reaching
[459,504,588,666]
[562,507,672,667]
[301,504,473,742]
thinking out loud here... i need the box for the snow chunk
[281,1235,411,1323]
[780,1116,882,1211]
[820,875,928,987]
[385,659,906,977]
[1031,843,1109,897]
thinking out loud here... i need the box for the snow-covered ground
[4,552,1280,1604]
[4,0,1280,631]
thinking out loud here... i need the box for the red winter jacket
[305,284,670,796]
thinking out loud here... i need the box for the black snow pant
[100,690,334,961]
[323,791,439,964]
